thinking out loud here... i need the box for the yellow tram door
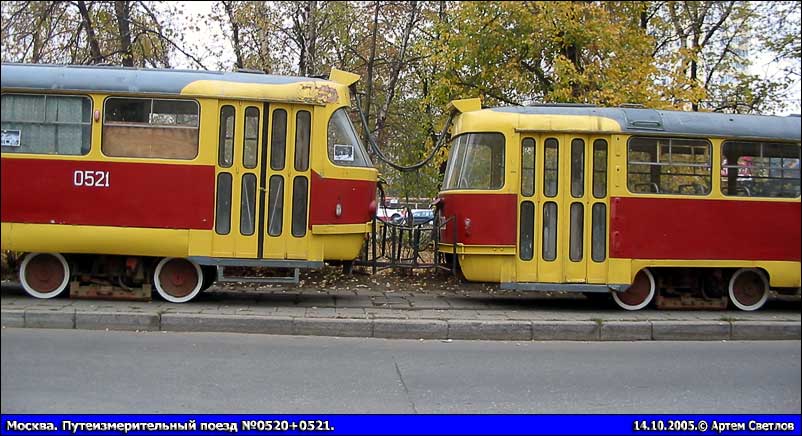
[562,135,591,283]
[536,134,567,283]
[211,100,264,259]
[516,136,539,281]
[518,134,609,285]
[585,137,610,284]
[260,104,313,260]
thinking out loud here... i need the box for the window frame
[218,105,236,168]
[326,107,372,168]
[543,137,559,198]
[626,135,712,196]
[242,106,260,169]
[102,96,200,160]
[592,139,608,199]
[442,131,506,191]
[295,110,311,172]
[720,140,801,199]
[521,137,536,197]
[1,92,93,156]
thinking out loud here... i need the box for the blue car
[411,209,434,225]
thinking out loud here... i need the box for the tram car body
[437,99,801,310]
[1,63,377,303]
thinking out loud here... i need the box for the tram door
[515,134,609,284]
[515,136,539,282]
[260,104,312,260]
[212,100,264,259]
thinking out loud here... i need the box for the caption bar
[2,415,800,436]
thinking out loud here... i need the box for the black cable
[351,85,455,172]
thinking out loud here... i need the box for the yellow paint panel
[329,68,360,86]
[188,230,213,257]
[4,223,189,257]
[437,244,515,255]
[0,223,12,250]
[447,98,482,113]
[181,80,349,107]
[317,234,365,260]
[460,254,515,282]
[312,223,371,235]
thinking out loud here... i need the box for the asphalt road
[1,328,799,414]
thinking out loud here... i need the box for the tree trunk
[363,1,381,146]
[376,1,419,147]
[223,1,244,69]
[304,1,317,76]
[114,1,134,67]
[76,1,103,64]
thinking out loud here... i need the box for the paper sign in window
[1,129,21,147]
[333,144,354,161]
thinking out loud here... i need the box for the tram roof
[0,63,349,105]
[489,105,801,142]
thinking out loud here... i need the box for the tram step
[215,266,300,285]
[499,282,623,293]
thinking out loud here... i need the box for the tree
[209,1,283,72]
[424,1,676,109]
[648,0,800,113]
[1,1,205,68]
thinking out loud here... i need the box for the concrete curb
[1,309,800,341]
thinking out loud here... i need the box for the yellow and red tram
[437,99,801,310]
[1,63,377,303]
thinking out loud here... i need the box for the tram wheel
[19,252,71,299]
[612,269,655,311]
[728,268,769,311]
[200,265,217,291]
[153,257,203,303]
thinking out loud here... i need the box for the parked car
[376,207,404,223]
[411,209,435,225]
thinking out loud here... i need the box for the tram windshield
[327,108,372,167]
[442,132,505,190]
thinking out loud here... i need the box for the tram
[437,99,801,310]
[1,63,377,303]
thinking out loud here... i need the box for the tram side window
[242,107,259,169]
[1,94,91,155]
[521,138,535,196]
[103,98,199,159]
[327,108,371,167]
[721,141,800,198]
[443,133,505,190]
[543,138,559,197]
[295,110,311,171]
[627,136,711,195]
[592,139,608,198]
[218,105,235,167]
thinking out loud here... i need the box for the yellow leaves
[425,1,673,108]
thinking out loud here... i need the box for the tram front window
[443,133,505,190]
[327,107,372,167]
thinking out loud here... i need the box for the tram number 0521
[73,170,110,188]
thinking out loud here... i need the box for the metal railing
[355,212,457,275]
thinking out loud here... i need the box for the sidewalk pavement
[2,281,799,341]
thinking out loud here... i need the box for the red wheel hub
[24,254,64,294]
[732,272,764,307]
[618,270,651,306]
[158,259,198,298]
